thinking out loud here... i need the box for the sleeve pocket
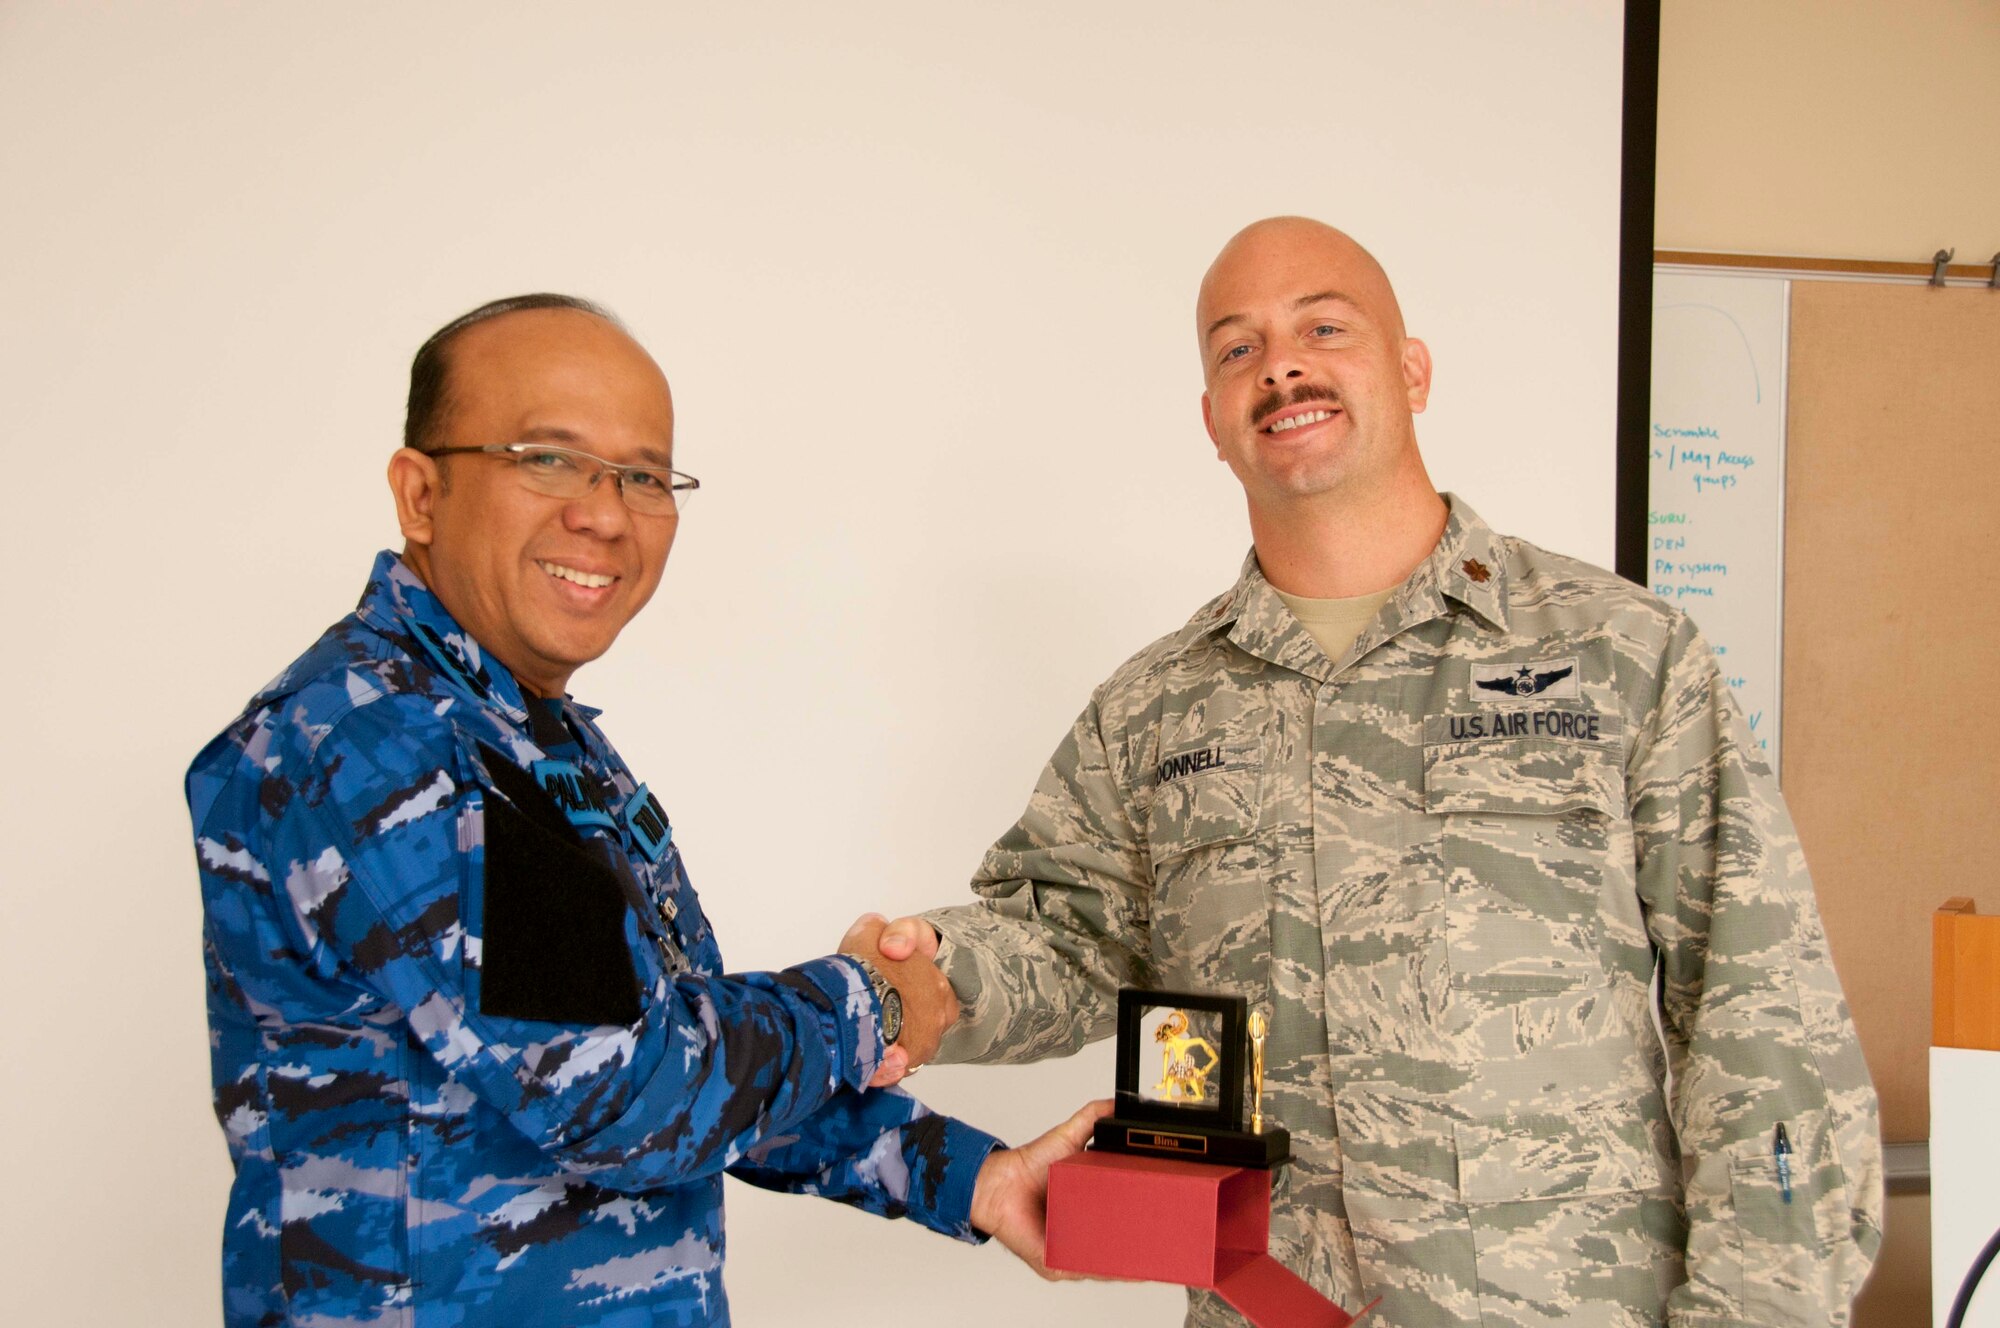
[1728,1128,1834,1326]
[479,791,643,1027]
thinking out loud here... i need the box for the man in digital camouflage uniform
[868,219,1883,1326]
[187,295,1103,1326]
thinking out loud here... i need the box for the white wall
[0,4,1624,1323]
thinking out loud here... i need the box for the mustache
[1250,383,1340,431]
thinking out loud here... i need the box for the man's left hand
[971,1099,1115,1279]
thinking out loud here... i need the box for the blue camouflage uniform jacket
[187,552,999,1326]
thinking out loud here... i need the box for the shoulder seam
[302,687,450,765]
[1092,592,1238,702]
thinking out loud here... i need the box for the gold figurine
[1249,1010,1269,1133]
[1152,1009,1219,1103]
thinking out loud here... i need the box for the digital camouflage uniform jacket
[927,498,1881,1328]
[188,552,997,1327]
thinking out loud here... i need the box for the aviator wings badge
[1471,658,1580,699]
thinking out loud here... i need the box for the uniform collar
[353,549,534,725]
[1409,494,1511,634]
[1215,493,1510,679]
[1217,552,1331,681]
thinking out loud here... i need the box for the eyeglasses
[424,442,699,517]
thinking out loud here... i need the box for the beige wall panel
[1781,281,2000,1148]
[1854,1189,1931,1327]
[1658,0,2000,262]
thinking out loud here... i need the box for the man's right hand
[872,914,939,965]
[839,913,956,1088]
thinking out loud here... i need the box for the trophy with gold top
[1045,989,1371,1326]
[1090,989,1289,1167]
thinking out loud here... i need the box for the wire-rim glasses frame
[422,442,699,516]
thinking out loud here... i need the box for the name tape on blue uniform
[532,759,619,832]
[625,784,673,863]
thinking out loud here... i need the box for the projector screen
[0,4,1628,1323]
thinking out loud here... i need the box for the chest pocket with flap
[1145,735,1267,990]
[1421,712,1626,994]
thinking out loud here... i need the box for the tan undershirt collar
[1271,585,1397,665]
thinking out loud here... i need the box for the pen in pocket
[1773,1123,1792,1204]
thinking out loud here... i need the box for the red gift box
[1045,1152,1372,1327]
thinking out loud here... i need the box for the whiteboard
[1648,271,1789,774]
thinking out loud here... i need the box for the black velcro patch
[479,743,574,839]
[480,787,643,1027]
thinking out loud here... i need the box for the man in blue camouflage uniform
[188,295,1102,1326]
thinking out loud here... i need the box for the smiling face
[388,308,678,697]
[1196,218,1431,511]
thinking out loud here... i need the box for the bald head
[1196,217,1407,360]
[405,293,630,455]
[1193,215,1434,520]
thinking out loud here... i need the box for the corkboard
[1781,280,2000,1147]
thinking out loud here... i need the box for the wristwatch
[854,957,903,1046]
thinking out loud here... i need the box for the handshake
[838,911,952,1088]
[837,911,1111,1280]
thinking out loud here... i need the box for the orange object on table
[1935,897,2000,1051]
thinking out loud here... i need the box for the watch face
[880,988,904,1045]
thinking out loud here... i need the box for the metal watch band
[854,956,902,1046]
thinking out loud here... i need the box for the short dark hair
[403,293,623,452]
